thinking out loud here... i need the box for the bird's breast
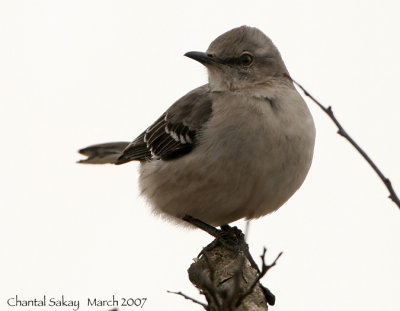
[193,89,315,216]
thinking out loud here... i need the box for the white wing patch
[170,131,180,142]
[185,133,192,143]
[164,124,191,144]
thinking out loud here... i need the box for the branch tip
[292,77,400,210]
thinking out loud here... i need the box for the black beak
[184,51,222,66]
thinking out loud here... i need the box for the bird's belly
[138,115,313,226]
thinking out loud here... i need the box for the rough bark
[186,227,278,311]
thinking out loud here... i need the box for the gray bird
[79,26,315,227]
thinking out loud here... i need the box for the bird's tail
[78,142,130,164]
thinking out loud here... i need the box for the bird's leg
[183,216,259,269]
[183,215,223,256]
[183,215,221,238]
[183,215,246,254]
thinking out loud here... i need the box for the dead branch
[180,226,280,311]
[235,249,282,308]
[285,74,400,210]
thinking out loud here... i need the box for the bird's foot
[217,224,244,251]
[182,215,245,253]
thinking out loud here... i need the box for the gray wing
[116,84,213,164]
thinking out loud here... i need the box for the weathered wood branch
[172,226,280,311]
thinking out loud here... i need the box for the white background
[1,1,399,310]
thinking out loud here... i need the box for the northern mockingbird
[79,26,315,227]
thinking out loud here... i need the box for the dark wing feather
[116,132,152,162]
[116,84,213,164]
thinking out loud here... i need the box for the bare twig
[285,74,400,210]
[167,290,208,310]
[235,248,282,308]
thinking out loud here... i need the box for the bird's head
[185,26,289,91]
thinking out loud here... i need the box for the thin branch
[167,290,208,310]
[235,248,283,308]
[285,74,400,210]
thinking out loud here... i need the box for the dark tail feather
[78,142,130,164]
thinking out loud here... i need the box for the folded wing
[116,84,213,164]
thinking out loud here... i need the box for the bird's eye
[240,53,253,66]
